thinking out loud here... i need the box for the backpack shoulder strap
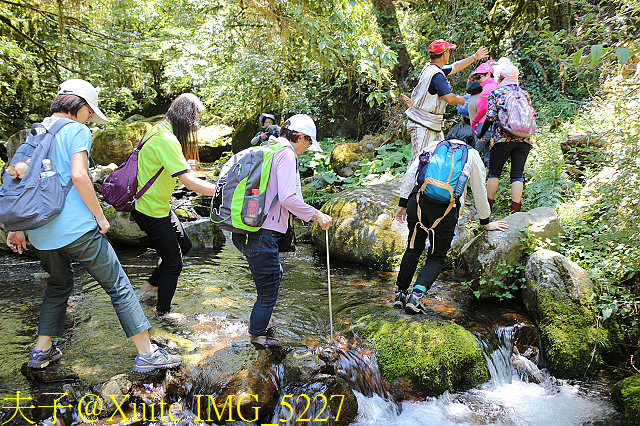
[47,117,76,135]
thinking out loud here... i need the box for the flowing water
[0,237,625,425]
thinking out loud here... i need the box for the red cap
[429,39,457,55]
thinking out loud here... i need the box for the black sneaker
[393,289,408,309]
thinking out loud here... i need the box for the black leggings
[396,193,459,292]
[132,209,192,314]
[487,141,532,182]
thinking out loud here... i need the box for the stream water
[0,236,626,425]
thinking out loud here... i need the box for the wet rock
[163,368,188,397]
[353,306,488,396]
[493,313,540,363]
[270,375,358,426]
[461,207,562,296]
[91,121,152,166]
[102,205,148,245]
[183,218,226,250]
[91,164,117,191]
[189,343,280,422]
[311,177,407,270]
[523,249,623,377]
[447,205,479,267]
[148,326,198,352]
[99,374,132,416]
[329,134,390,177]
[283,348,326,384]
[131,383,165,405]
[21,363,79,383]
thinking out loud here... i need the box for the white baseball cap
[285,114,322,152]
[57,79,109,124]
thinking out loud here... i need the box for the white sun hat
[285,114,322,152]
[57,79,109,124]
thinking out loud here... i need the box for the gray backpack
[0,118,75,231]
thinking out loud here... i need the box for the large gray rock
[311,177,407,270]
[183,218,225,250]
[99,373,132,416]
[198,125,233,162]
[189,344,280,423]
[461,207,562,295]
[91,121,152,166]
[522,249,623,377]
[282,348,326,384]
[103,206,149,245]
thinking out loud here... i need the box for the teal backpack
[210,142,294,233]
[410,139,470,249]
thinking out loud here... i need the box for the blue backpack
[0,118,75,231]
[410,140,470,249]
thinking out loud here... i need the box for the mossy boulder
[612,375,640,426]
[231,118,258,153]
[310,177,408,270]
[198,124,233,162]
[523,249,624,377]
[353,306,488,396]
[329,134,391,177]
[91,121,153,165]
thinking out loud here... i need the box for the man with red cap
[404,39,489,163]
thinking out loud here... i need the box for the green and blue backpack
[210,141,294,233]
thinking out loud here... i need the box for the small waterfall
[478,324,549,388]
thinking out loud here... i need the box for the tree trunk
[370,0,414,92]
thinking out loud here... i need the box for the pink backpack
[102,131,162,212]
[497,87,536,138]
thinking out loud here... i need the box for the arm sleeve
[399,156,420,206]
[477,119,493,141]
[68,124,92,155]
[274,149,316,222]
[471,96,489,129]
[153,136,191,177]
[428,73,452,96]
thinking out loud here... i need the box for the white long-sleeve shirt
[398,139,491,225]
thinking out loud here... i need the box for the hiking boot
[27,345,62,369]
[250,335,281,349]
[393,289,408,309]
[405,285,428,314]
[132,344,182,373]
[511,201,522,213]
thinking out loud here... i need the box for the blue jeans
[37,227,151,338]
[232,228,283,336]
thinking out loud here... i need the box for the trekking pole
[325,228,334,342]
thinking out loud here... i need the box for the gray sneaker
[405,286,428,314]
[132,344,182,373]
[27,345,62,368]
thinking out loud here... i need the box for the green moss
[354,308,488,395]
[92,121,152,165]
[537,289,623,377]
[612,375,640,426]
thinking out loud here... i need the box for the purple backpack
[102,131,162,212]
[497,86,536,138]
